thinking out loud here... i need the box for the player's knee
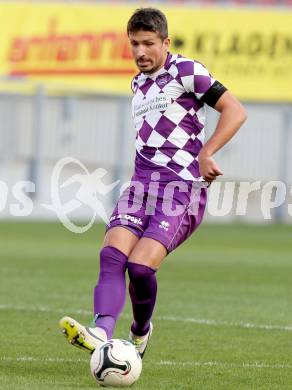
[99,246,127,273]
[127,262,156,282]
[103,227,139,257]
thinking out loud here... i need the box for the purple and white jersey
[131,52,216,182]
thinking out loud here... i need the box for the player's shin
[93,246,128,338]
[127,262,157,336]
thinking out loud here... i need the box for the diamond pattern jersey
[131,52,216,182]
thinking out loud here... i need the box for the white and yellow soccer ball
[90,339,142,387]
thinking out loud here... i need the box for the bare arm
[198,91,247,182]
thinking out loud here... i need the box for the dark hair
[127,8,168,40]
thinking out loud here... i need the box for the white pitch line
[159,315,292,332]
[0,304,292,332]
[158,360,292,369]
[0,304,90,315]
[0,356,88,363]
[0,356,291,369]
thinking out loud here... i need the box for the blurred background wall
[0,1,291,224]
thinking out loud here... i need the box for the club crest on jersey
[156,74,172,88]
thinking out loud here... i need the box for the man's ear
[163,38,170,50]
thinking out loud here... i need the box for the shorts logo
[110,214,143,226]
[159,220,169,231]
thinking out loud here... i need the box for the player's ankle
[91,326,107,340]
[131,321,151,338]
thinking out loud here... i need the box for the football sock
[127,262,157,337]
[94,246,127,339]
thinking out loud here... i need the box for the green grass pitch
[0,222,292,389]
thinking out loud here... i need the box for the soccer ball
[90,339,142,387]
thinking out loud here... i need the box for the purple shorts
[106,180,207,253]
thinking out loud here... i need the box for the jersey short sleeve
[177,61,215,98]
[177,60,226,107]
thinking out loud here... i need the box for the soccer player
[59,8,246,358]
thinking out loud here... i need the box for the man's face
[129,30,170,74]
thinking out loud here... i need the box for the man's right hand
[198,153,223,182]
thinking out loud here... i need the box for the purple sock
[128,262,157,336]
[94,246,127,338]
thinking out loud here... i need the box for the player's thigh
[128,237,167,270]
[103,226,139,257]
